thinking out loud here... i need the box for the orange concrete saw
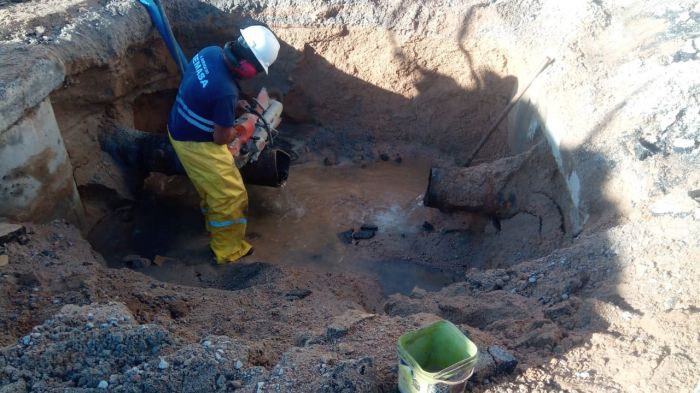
[229,88,284,169]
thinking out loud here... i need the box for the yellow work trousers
[169,133,252,263]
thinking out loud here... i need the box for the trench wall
[1,0,697,233]
[0,98,83,223]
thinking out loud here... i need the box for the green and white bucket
[397,320,478,393]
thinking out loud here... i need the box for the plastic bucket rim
[397,320,479,383]
[398,348,478,383]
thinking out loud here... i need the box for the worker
[167,24,280,263]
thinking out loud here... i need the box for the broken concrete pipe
[423,141,553,218]
[424,164,520,217]
[100,127,290,187]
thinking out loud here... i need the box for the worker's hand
[235,100,251,117]
[233,113,258,143]
[228,138,242,157]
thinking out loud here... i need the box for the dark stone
[168,301,188,319]
[0,223,26,245]
[636,138,662,160]
[352,230,375,240]
[285,288,312,301]
[294,332,313,347]
[688,189,700,202]
[122,255,151,269]
[379,153,389,161]
[40,250,58,259]
[314,357,377,393]
[422,221,435,232]
[472,349,496,383]
[487,346,518,375]
[326,325,348,339]
[337,230,354,244]
[360,223,378,231]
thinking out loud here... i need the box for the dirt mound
[1,0,699,392]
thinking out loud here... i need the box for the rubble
[0,0,698,392]
[0,223,25,245]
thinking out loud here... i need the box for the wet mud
[88,158,462,296]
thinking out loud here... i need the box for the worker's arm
[213,124,237,145]
[213,114,258,153]
[211,95,245,145]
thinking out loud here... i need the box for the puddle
[88,159,461,295]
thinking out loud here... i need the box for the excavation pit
[1,1,698,392]
[88,157,471,296]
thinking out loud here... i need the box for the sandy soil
[1,0,699,392]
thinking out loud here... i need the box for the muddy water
[89,159,461,296]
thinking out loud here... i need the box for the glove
[233,113,258,143]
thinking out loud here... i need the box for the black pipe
[100,127,290,188]
[240,148,291,187]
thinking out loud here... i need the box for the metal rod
[464,57,555,167]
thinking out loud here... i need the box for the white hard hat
[240,25,280,74]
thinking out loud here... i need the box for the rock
[472,346,517,382]
[326,309,375,339]
[689,189,700,202]
[0,223,26,245]
[168,300,188,319]
[122,255,151,269]
[216,374,227,389]
[326,325,348,339]
[153,255,177,267]
[0,380,27,393]
[338,343,354,355]
[410,287,427,299]
[466,269,510,291]
[472,350,496,383]
[352,229,375,240]
[360,223,378,231]
[313,357,377,392]
[380,153,389,161]
[650,191,696,217]
[488,346,518,375]
[0,254,8,267]
[528,275,537,284]
[422,221,435,232]
[672,138,697,152]
[20,335,31,346]
[234,360,243,370]
[285,288,312,301]
[158,357,169,369]
[636,137,662,160]
[294,332,311,347]
[256,382,265,392]
[337,229,354,244]
[97,380,108,389]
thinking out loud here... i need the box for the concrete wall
[0,98,83,224]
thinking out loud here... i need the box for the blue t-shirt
[168,46,239,142]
